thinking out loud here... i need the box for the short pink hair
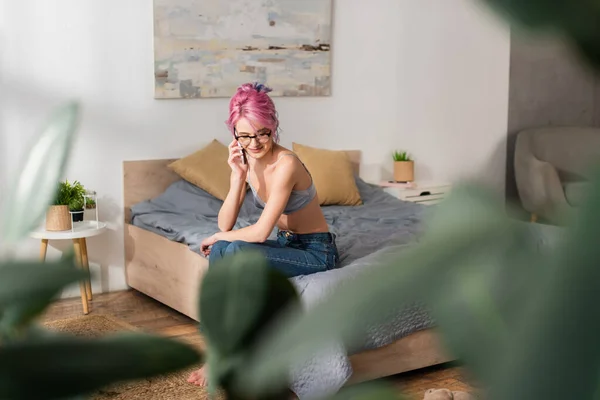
[225,82,280,143]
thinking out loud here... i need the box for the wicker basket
[46,205,72,231]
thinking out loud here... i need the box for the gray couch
[514,126,600,224]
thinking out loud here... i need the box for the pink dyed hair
[225,82,280,143]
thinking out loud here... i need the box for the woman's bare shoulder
[275,144,293,154]
[274,151,304,168]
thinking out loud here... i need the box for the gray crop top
[247,153,316,215]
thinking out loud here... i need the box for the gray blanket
[130,178,434,398]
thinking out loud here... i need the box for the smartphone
[238,142,247,164]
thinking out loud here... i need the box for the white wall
[0,0,510,297]
[397,0,510,188]
[0,0,7,233]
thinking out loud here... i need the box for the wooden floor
[40,290,475,400]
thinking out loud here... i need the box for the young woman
[199,82,339,277]
[187,82,340,387]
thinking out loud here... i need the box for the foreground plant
[0,102,202,400]
[197,250,404,400]
[480,0,600,69]
[198,169,599,400]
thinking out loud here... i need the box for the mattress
[130,177,435,399]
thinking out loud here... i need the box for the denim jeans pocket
[302,241,338,269]
[326,242,340,268]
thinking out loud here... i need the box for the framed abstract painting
[153,0,333,99]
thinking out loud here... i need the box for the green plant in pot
[47,180,87,230]
[67,182,86,223]
[392,150,414,183]
[69,197,85,222]
[85,195,96,209]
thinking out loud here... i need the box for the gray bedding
[130,178,435,399]
[131,177,426,266]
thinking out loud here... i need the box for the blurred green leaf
[0,295,66,339]
[324,381,405,399]
[200,251,300,398]
[479,0,600,69]
[0,258,87,337]
[0,102,80,246]
[486,167,600,399]
[234,185,516,393]
[0,257,85,304]
[0,332,202,399]
[425,219,547,385]
[199,252,271,355]
[480,0,576,29]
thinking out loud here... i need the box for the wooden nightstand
[380,182,452,205]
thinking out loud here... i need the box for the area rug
[43,314,217,400]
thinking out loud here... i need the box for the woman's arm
[218,175,247,232]
[218,139,250,232]
[212,158,296,243]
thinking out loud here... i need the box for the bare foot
[187,365,208,386]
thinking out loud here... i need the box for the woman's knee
[208,240,231,264]
[225,240,252,254]
[210,240,250,259]
[211,240,231,253]
[209,240,261,266]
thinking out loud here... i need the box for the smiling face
[234,118,274,161]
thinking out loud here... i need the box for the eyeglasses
[234,129,272,146]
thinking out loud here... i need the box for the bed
[122,152,454,398]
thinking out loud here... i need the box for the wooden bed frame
[122,151,454,385]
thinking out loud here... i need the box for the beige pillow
[292,142,362,206]
[168,139,231,200]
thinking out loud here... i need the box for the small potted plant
[85,195,96,209]
[392,150,414,182]
[46,180,88,230]
[69,195,85,223]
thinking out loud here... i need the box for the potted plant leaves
[69,195,85,222]
[46,180,88,230]
[392,150,414,182]
[85,195,96,209]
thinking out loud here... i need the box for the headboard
[123,150,361,223]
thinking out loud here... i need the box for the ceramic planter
[393,161,414,182]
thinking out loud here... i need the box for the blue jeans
[208,230,340,277]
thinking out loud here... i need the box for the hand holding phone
[238,142,247,165]
[228,139,248,178]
